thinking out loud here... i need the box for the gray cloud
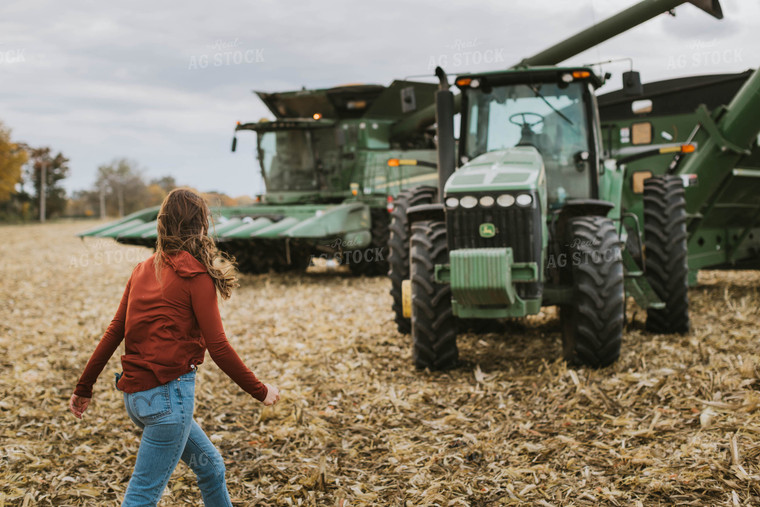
[0,0,756,196]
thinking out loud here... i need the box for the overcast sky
[1,0,757,197]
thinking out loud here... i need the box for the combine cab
[79,81,440,275]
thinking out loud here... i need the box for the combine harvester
[598,69,760,290]
[78,81,440,275]
[388,0,730,369]
[79,0,717,278]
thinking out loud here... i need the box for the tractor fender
[555,199,616,245]
[559,199,614,220]
[406,203,445,227]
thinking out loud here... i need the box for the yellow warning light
[456,78,472,87]
[313,113,322,120]
[659,144,696,155]
[388,159,419,167]
[572,71,591,79]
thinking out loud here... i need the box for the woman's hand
[69,394,91,419]
[262,384,280,406]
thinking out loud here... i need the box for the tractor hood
[444,147,545,194]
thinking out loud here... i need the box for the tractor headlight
[479,196,495,207]
[445,197,459,208]
[459,196,478,209]
[516,193,533,206]
[497,194,515,207]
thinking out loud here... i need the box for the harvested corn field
[1,221,759,506]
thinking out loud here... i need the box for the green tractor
[396,65,659,370]
[79,81,440,275]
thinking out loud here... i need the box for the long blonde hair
[154,188,238,299]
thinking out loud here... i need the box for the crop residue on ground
[1,222,759,506]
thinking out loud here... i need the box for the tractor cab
[455,67,604,207]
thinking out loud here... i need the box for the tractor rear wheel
[410,220,458,370]
[388,186,437,333]
[643,176,690,334]
[560,216,624,368]
[348,208,390,277]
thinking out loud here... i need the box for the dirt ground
[1,221,759,506]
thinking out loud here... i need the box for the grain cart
[598,68,760,294]
[389,0,722,346]
[78,81,440,275]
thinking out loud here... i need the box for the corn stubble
[1,222,759,506]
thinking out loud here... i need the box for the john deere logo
[479,223,496,238]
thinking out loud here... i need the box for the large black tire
[643,176,690,334]
[274,241,312,273]
[410,220,458,370]
[348,208,390,277]
[219,240,267,275]
[388,186,437,333]
[560,216,624,368]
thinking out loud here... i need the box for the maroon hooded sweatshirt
[73,251,267,402]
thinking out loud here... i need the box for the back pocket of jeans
[130,384,171,421]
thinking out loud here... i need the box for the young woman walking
[69,188,280,506]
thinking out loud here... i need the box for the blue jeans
[121,370,232,506]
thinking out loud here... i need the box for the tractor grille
[445,191,542,299]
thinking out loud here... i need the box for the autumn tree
[145,175,178,207]
[68,164,179,218]
[202,190,238,209]
[95,158,150,217]
[0,122,28,203]
[25,147,70,220]
[150,175,177,193]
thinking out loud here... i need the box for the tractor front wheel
[560,216,624,368]
[410,220,458,370]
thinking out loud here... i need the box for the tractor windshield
[464,81,593,202]
[257,128,338,192]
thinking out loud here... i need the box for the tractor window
[257,129,338,192]
[465,82,593,202]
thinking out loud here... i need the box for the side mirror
[622,71,643,96]
[231,137,237,152]
[574,150,590,173]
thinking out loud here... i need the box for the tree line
[0,120,250,222]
